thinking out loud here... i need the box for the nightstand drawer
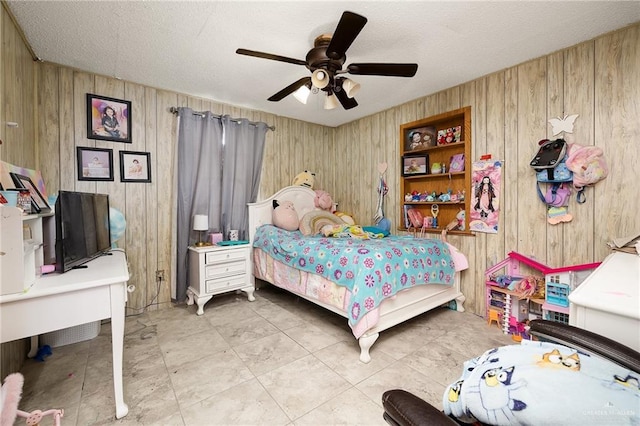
[205,249,247,264]
[206,275,247,293]
[204,260,246,279]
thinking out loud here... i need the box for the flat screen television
[55,190,111,273]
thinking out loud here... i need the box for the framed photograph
[405,126,437,151]
[76,147,114,181]
[437,125,462,146]
[86,93,132,143]
[9,172,51,213]
[120,151,151,183]
[402,155,429,177]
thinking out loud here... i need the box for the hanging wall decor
[76,146,114,181]
[86,93,132,143]
[469,159,503,234]
[120,151,151,183]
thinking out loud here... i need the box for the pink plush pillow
[272,200,299,231]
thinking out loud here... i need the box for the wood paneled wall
[331,24,640,315]
[2,0,639,377]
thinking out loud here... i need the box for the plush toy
[334,211,355,226]
[292,170,315,189]
[314,189,333,212]
[272,200,299,231]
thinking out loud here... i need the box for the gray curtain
[175,109,268,302]
[221,115,268,241]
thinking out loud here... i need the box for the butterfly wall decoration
[548,114,579,136]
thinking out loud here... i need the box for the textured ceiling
[6,1,640,127]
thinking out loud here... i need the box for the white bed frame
[248,186,466,363]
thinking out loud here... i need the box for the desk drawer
[205,260,245,280]
[205,249,246,264]
[206,275,247,293]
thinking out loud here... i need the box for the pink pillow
[272,200,299,231]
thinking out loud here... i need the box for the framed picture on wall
[120,150,151,183]
[76,147,114,181]
[86,93,132,143]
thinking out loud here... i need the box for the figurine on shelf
[411,190,421,201]
[405,193,413,202]
[430,204,439,228]
[438,190,452,202]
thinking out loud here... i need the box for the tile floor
[16,285,513,425]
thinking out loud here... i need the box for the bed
[248,186,467,363]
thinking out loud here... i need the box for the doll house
[486,251,600,335]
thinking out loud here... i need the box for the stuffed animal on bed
[272,199,299,231]
[292,170,315,189]
[314,189,334,212]
[334,211,355,225]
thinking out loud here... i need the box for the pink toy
[272,199,299,231]
[314,189,334,212]
[1,373,64,426]
[485,251,601,335]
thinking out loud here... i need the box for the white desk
[0,250,130,419]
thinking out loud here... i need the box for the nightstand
[186,244,255,315]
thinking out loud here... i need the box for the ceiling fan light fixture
[341,78,360,98]
[293,83,311,104]
[324,93,339,110]
[311,69,330,89]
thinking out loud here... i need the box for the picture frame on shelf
[86,93,132,143]
[402,154,429,177]
[437,125,462,146]
[76,147,114,181]
[120,150,152,183]
[9,172,51,213]
[405,126,437,151]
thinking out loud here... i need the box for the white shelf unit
[0,206,54,295]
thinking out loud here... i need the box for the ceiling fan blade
[326,11,368,60]
[347,63,418,77]
[334,88,358,110]
[236,48,307,66]
[268,77,311,102]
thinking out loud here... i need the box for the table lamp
[193,214,211,247]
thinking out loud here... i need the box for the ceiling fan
[236,11,418,110]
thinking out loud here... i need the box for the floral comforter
[252,224,456,327]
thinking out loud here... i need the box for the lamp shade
[311,69,330,89]
[324,93,339,110]
[341,78,360,98]
[193,214,209,231]
[293,84,311,104]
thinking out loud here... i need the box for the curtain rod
[169,107,275,131]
